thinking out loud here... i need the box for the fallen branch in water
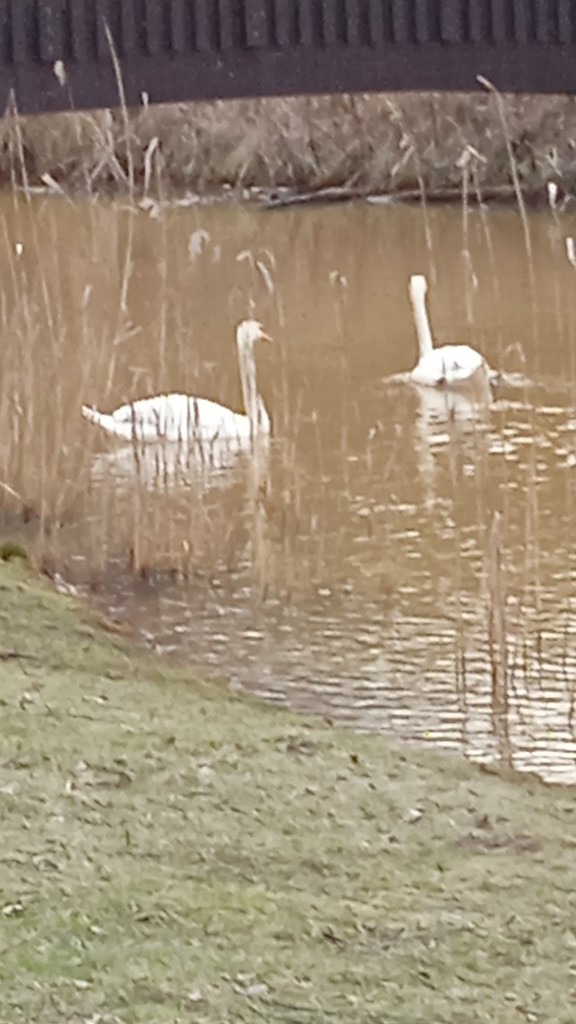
[257,182,542,210]
[257,185,366,208]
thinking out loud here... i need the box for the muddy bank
[3,91,575,203]
[1,557,576,1022]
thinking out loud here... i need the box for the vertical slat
[94,0,109,57]
[344,0,361,43]
[367,0,385,43]
[120,0,138,54]
[245,0,269,46]
[0,0,11,62]
[440,0,464,42]
[218,0,234,48]
[511,0,530,42]
[10,0,29,62]
[144,0,162,53]
[490,0,508,42]
[321,0,338,43]
[297,0,314,44]
[69,0,88,59]
[468,0,488,41]
[534,0,551,42]
[39,0,65,61]
[414,0,430,41]
[168,0,186,52]
[194,0,214,50]
[273,0,292,44]
[391,0,410,41]
[558,0,573,43]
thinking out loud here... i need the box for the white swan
[82,319,271,451]
[409,274,488,387]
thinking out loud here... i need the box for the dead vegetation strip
[0,92,574,204]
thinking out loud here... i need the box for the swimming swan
[409,274,488,387]
[82,319,271,449]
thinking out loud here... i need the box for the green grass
[1,559,575,1023]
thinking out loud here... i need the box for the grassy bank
[3,92,575,202]
[1,559,576,1023]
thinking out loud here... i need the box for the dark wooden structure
[2,1,576,115]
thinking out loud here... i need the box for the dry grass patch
[1,92,575,200]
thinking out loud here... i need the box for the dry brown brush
[1,91,575,200]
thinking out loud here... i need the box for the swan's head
[409,274,428,303]
[236,319,272,347]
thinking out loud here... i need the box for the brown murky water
[2,192,576,781]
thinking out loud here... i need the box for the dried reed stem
[103,21,134,196]
[486,511,511,766]
[477,76,532,265]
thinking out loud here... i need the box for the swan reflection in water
[87,430,272,583]
[88,436,246,492]
[411,374,492,506]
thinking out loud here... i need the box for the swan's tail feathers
[82,405,104,426]
[81,405,118,436]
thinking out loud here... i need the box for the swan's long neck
[410,285,435,360]
[237,336,259,438]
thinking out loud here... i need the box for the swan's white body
[82,319,271,452]
[81,393,269,446]
[409,275,487,387]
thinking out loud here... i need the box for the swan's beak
[258,330,273,343]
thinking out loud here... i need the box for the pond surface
[2,193,576,782]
